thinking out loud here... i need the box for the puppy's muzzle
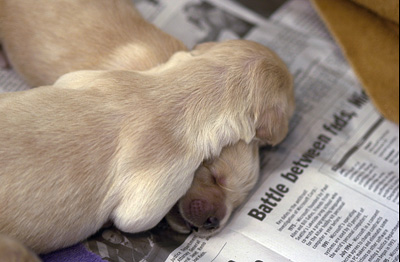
[190,199,222,231]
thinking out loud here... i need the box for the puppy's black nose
[203,217,220,230]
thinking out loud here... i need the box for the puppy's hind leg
[0,234,41,262]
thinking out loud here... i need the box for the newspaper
[0,0,398,261]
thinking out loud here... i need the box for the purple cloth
[41,243,106,262]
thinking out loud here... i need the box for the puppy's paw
[0,234,41,262]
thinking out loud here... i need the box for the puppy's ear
[251,58,294,146]
[256,105,290,146]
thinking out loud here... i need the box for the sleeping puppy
[0,40,294,255]
[166,140,260,236]
[0,0,294,239]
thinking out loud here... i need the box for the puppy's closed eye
[202,159,229,188]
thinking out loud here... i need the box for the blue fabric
[41,243,106,262]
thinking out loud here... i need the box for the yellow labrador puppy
[0,40,294,256]
[0,0,294,239]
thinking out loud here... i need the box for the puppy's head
[191,40,295,146]
[166,141,259,237]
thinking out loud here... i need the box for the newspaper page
[0,0,398,261]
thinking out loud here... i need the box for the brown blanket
[311,0,399,124]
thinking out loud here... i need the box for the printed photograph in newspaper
[154,0,256,48]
